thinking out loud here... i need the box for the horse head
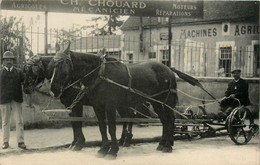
[23,55,47,94]
[50,41,74,98]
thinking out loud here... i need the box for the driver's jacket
[225,78,251,106]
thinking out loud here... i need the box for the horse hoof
[71,145,84,151]
[68,140,77,150]
[156,145,164,151]
[118,139,124,146]
[68,144,74,150]
[105,153,117,160]
[71,140,85,151]
[96,152,107,158]
[123,142,131,147]
[97,147,109,157]
[162,146,172,153]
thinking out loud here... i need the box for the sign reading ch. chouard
[1,0,203,18]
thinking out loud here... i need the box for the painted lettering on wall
[180,28,217,38]
[156,3,201,17]
[234,25,259,36]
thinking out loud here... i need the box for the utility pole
[44,11,48,55]
[168,16,172,67]
[139,16,144,53]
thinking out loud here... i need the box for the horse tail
[170,67,203,88]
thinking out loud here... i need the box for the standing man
[218,69,251,118]
[0,51,26,149]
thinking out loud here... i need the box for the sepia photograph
[0,0,259,164]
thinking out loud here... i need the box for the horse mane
[70,51,118,63]
[41,56,54,65]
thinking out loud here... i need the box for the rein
[60,56,124,94]
[62,64,102,92]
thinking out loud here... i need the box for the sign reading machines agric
[1,0,203,18]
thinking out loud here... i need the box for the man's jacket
[0,67,24,104]
[225,78,251,106]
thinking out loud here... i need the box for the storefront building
[120,1,259,77]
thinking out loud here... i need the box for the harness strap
[99,76,189,120]
[83,60,105,96]
[149,89,176,98]
[125,64,132,89]
[128,107,152,119]
[163,79,173,105]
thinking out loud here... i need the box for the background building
[120,1,259,78]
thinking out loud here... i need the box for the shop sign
[1,0,204,18]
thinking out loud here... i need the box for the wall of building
[122,21,259,77]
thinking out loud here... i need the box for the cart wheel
[227,107,255,145]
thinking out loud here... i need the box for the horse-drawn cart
[42,97,259,145]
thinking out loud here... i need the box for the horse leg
[123,122,133,147]
[162,106,174,153]
[70,104,85,151]
[162,95,176,153]
[152,103,167,151]
[69,122,77,149]
[68,104,85,151]
[106,108,119,158]
[94,106,110,157]
[119,122,128,146]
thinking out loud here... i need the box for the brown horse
[50,43,178,158]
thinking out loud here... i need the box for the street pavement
[0,124,258,165]
[0,125,163,153]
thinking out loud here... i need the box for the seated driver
[218,69,251,119]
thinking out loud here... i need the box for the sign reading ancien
[1,0,203,18]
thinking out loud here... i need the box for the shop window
[149,52,156,59]
[158,17,169,24]
[107,51,121,60]
[127,53,133,63]
[219,47,232,77]
[161,50,169,66]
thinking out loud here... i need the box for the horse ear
[63,40,71,54]
[55,42,60,52]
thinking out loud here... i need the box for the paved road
[0,125,259,165]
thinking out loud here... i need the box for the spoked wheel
[227,106,256,145]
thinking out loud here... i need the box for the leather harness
[60,54,177,112]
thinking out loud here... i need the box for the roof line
[121,17,258,31]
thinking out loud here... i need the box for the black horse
[50,43,178,158]
[23,54,155,150]
[23,55,87,151]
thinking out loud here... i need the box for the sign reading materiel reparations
[1,0,203,18]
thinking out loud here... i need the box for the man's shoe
[2,142,9,149]
[18,142,26,149]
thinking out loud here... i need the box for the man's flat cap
[231,69,241,74]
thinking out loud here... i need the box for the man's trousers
[1,101,24,143]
